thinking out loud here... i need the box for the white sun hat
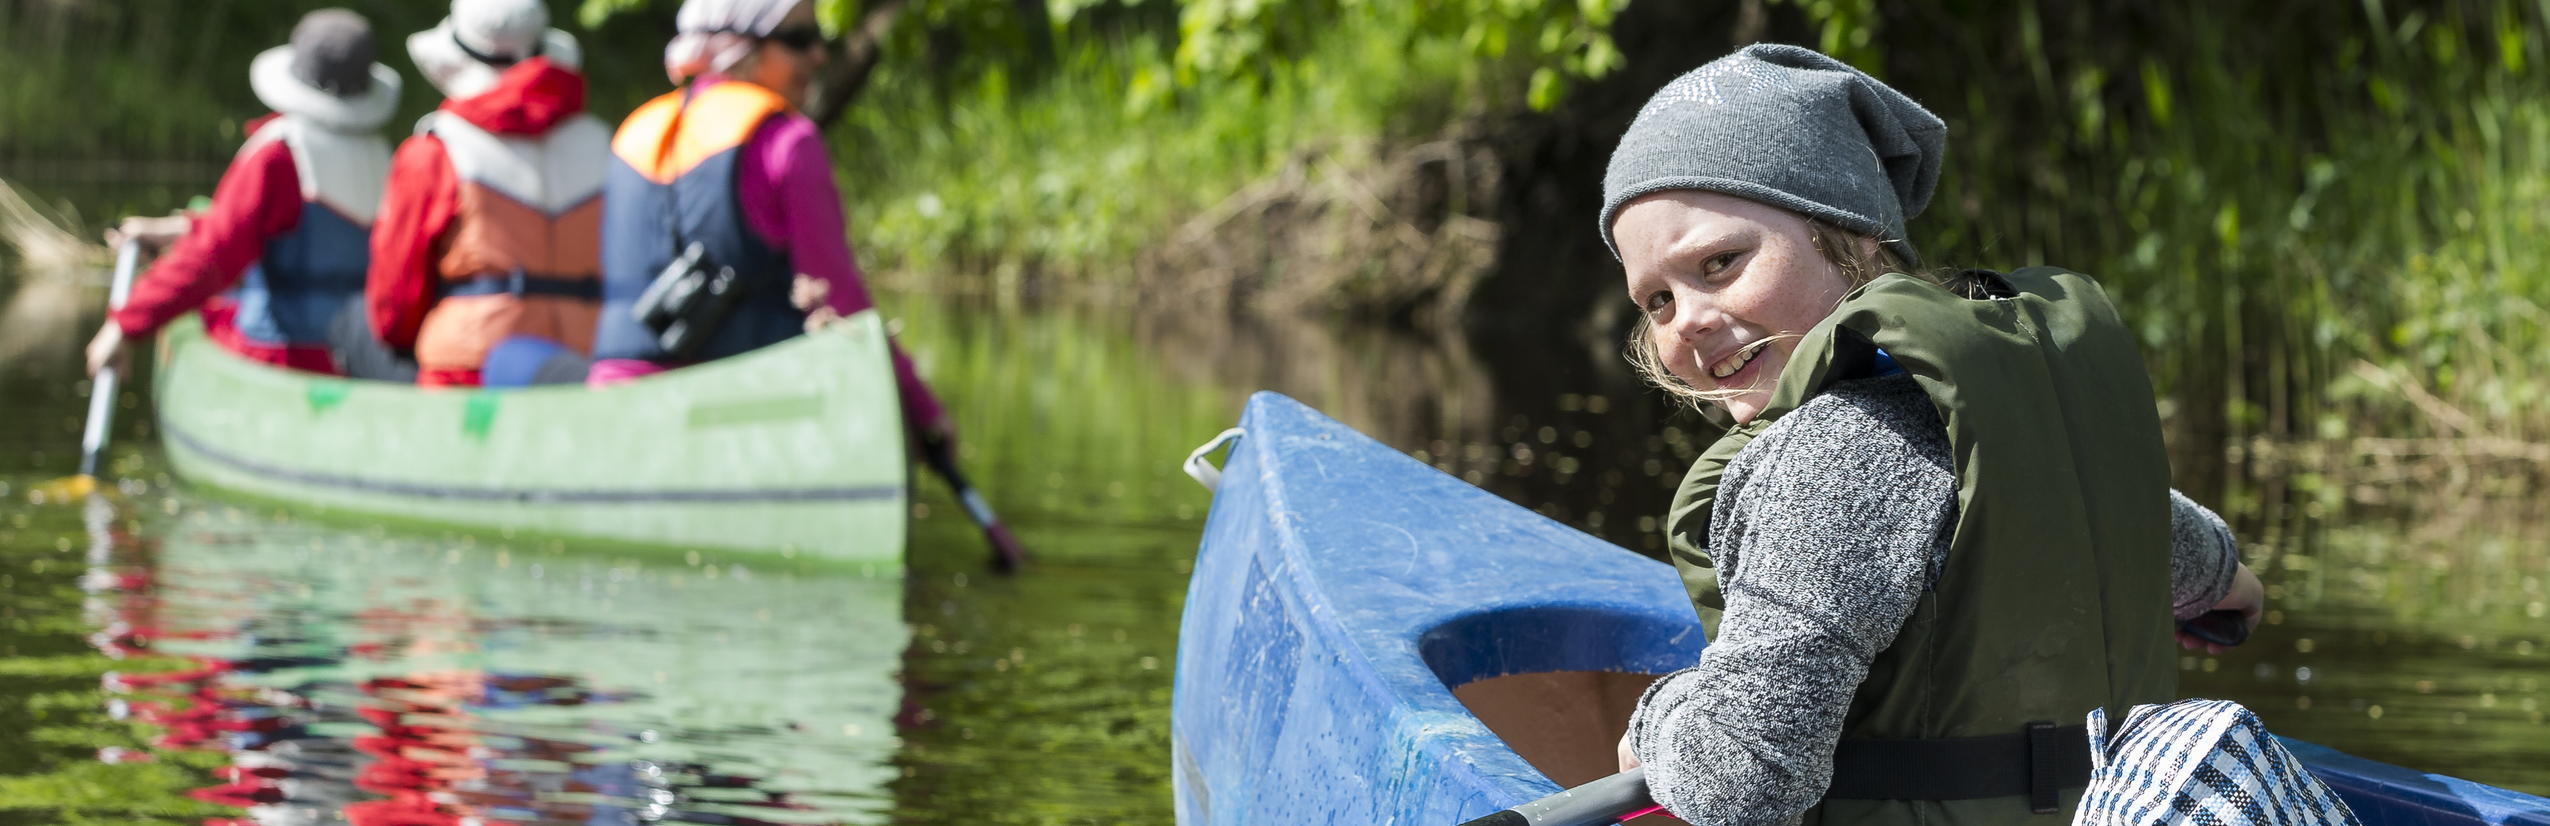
[407,0,584,100]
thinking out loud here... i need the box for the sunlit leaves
[1171,0,1631,91]
[1776,0,1881,73]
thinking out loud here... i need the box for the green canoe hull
[152,311,908,563]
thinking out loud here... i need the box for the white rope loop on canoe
[1183,427,1245,492]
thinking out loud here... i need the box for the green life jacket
[1662,267,2178,826]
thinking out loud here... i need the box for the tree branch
[804,0,912,129]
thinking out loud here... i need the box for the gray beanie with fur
[1599,44,1947,265]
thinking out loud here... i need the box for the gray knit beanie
[1600,44,1946,265]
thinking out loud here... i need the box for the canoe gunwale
[161,420,904,503]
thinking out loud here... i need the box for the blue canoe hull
[1170,392,2550,826]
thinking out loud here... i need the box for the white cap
[451,0,549,61]
[407,0,582,100]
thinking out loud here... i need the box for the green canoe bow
[151,311,908,563]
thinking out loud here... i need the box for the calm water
[1,179,2546,826]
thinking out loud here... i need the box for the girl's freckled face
[1615,190,1853,424]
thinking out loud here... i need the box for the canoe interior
[1171,391,2550,826]
[1452,671,1662,788]
[150,311,907,562]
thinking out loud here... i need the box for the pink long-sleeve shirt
[625,79,945,431]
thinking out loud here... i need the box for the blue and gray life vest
[591,81,805,362]
[230,115,390,346]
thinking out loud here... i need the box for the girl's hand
[86,321,128,378]
[1616,730,1642,772]
[789,274,830,311]
[105,214,190,251]
[793,275,843,332]
[2179,563,2264,654]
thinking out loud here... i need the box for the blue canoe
[1169,392,2550,826]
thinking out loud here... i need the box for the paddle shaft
[1460,767,1657,826]
[79,239,142,478]
[917,430,1027,573]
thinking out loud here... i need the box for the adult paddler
[1602,46,2265,824]
[84,9,398,379]
[367,0,611,388]
[588,0,950,440]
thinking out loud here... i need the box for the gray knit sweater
[1625,374,2240,826]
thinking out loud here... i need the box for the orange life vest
[411,110,611,378]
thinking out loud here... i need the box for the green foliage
[1170,0,1626,106]
[809,0,1607,285]
[1812,0,2550,477]
[578,0,654,29]
[0,0,680,163]
[1774,0,1881,72]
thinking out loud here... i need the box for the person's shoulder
[1740,374,1950,477]
[749,109,822,149]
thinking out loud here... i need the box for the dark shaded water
[1,178,2545,826]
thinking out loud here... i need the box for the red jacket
[367,58,589,354]
[110,115,337,372]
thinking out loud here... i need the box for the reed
[1804,0,2550,504]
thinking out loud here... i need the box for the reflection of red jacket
[110,115,336,373]
[367,58,589,374]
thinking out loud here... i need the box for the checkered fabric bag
[2073,699,2362,826]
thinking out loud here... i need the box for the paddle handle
[79,239,142,478]
[2178,609,2251,647]
[918,430,1027,573]
[1460,768,1657,826]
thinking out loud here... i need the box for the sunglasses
[762,25,823,52]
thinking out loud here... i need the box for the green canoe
[151,311,908,563]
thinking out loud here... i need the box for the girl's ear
[1857,234,1885,264]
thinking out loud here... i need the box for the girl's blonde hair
[1625,217,1948,411]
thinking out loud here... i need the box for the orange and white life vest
[410,110,611,374]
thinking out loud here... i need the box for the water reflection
[2182,507,2550,794]
[79,492,906,825]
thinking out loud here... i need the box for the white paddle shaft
[79,239,141,478]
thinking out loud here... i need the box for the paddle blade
[981,520,1028,574]
[954,487,1029,573]
[919,431,1031,574]
[29,474,98,504]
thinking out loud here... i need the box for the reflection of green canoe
[151,310,907,562]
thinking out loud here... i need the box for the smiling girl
[1604,45,2262,826]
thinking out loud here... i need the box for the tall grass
[1805,1,2550,504]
